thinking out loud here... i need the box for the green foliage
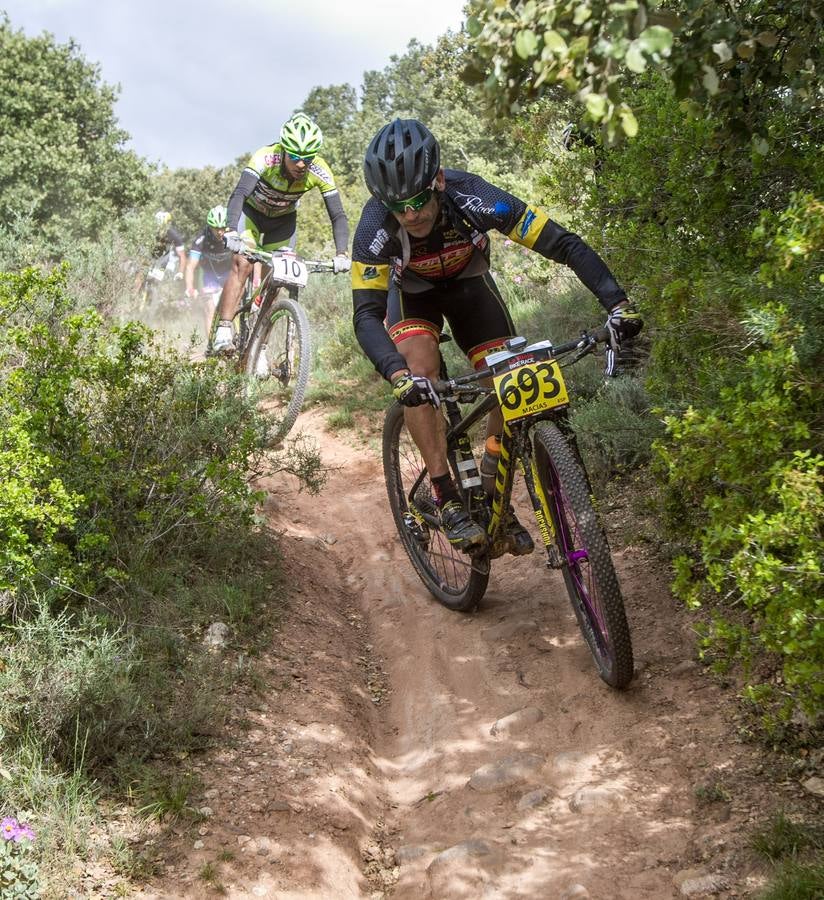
[0,15,150,253]
[759,860,824,900]
[464,0,822,147]
[659,306,822,721]
[751,812,824,863]
[150,163,243,242]
[0,821,40,899]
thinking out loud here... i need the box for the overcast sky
[3,0,469,169]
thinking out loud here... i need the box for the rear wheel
[532,421,634,687]
[382,403,489,612]
[245,292,311,442]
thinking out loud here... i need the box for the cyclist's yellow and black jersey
[226,142,349,252]
[351,169,627,380]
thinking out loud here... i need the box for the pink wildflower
[1,817,18,840]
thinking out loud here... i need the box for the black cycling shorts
[238,206,297,251]
[386,273,515,369]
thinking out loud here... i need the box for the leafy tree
[463,0,823,146]
[0,14,150,251]
[150,163,244,242]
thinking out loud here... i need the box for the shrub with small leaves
[0,816,40,898]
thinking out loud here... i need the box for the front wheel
[531,421,634,688]
[382,403,489,612]
[245,294,312,442]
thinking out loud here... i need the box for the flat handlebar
[433,327,611,395]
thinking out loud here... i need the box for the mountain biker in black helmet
[351,118,642,552]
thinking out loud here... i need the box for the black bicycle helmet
[363,119,441,205]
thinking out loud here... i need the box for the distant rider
[212,112,351,352]
[185,205,234,338]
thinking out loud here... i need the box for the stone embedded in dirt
[427,839,492,870]
[192,840,204,850]
[203,621,230,648]
[468,754,545,792]
[674,869,729,896]
[427,841,495,899]
[560,885,590,899]
[671,660,699,676]
[480,619,538,642]
[568,786,623,814]
[516,787,552,810]
[395,845,429,864]
[490,706,544,737]
[801,776,824,798]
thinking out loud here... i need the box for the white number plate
[270,253,308,287]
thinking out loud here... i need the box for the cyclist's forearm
[226,169,260,229]
[353,299,406,380]
[533,222,626,310]
[323,192,350,253]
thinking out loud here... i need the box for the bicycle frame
[409,330,602,564]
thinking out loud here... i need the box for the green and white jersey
[243,143,339,219]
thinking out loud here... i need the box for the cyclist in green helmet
[185,205,235,337]
[212,112,351,352]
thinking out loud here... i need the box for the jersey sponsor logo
[368,228,391,256]
[453,191,497,217]
[407,243,475,280]
[264,152,281,169]
[353,260,389,290]
[519,209,537,239]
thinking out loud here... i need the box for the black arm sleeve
[352,291,407,380]
[322,191,350,253]
[226,170,260,230]
[532,221,627,310]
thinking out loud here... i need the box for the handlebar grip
[592,326,610,344]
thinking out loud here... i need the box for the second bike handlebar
[237,246,335,273]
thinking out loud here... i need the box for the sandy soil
[134,406,813,899]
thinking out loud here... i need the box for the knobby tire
[531,421,634,688]
[382,403,488,612]
[245,292,312,443]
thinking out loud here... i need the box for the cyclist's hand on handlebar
[604,302,643,351]
[391,373,441,408]
[185,287,198,299]
[223,230,249,254]
[332,253,351,274]
[604,302,643,377]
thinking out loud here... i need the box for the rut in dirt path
[138,408,773,900]
[267,409,772,900]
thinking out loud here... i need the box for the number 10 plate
[493,360,569,422]
[270,253,308,287]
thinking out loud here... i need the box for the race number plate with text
[493,360,569,422]
[270,253,308,288]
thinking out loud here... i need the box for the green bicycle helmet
[280,112,323,156]
[206,205,227,228]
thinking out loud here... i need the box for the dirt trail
[139,407,786,899]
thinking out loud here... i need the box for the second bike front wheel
[245,294,312,443]
[531,421,634,688]
[382,403,489,612]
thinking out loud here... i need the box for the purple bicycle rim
[551,469,611,648]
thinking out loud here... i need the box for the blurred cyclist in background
[185,205,235,338]
[212,112,351,352]
[137,210,188,305]
[153,210,187,277]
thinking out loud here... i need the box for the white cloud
[2,0,468,168]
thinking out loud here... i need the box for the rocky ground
[131,407,821,899]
